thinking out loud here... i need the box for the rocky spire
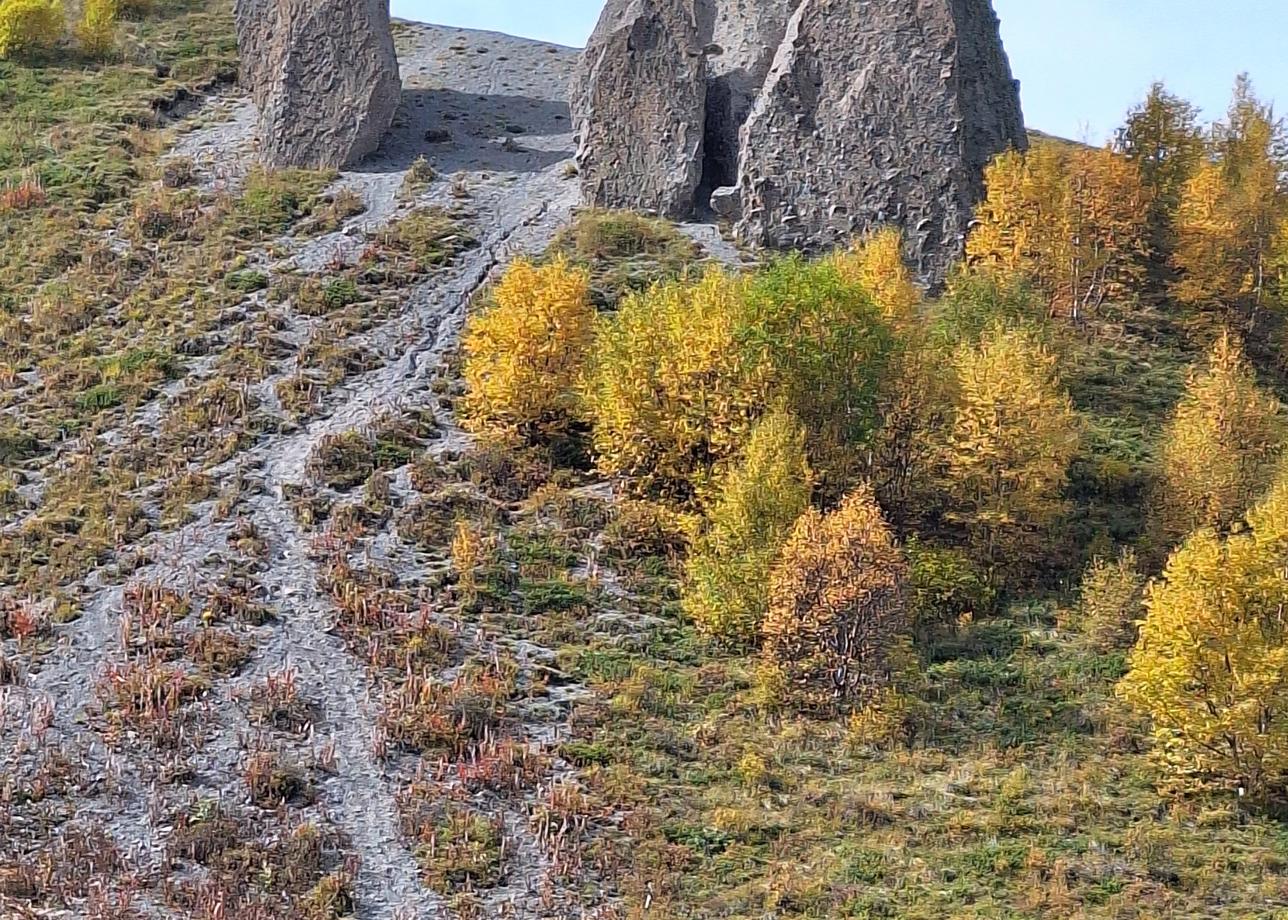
[571,0,1027,284]
[233,0,403,169]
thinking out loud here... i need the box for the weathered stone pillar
[234,0,403,169]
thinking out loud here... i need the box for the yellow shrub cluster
[832,227,922,325]
[940,324,1081,577]
[1171,79,1288,314]
[76,0,117,57]
[0,0,64,58]
[1073,550,1145,652]
[683,411,812,646]
[1119,469,1288,796]
[968,141,1151,321]
[585,269,758,501]
[1158,331,1283,545]
[461,257,595,443]
[762,485,907,713]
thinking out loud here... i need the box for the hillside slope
[2,4,1287,920]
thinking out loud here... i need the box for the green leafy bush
[906,540,994,639]
[684,411,812,646]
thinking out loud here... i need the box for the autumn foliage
[1120,469,1288,796]
[762,485,907,713]
[0,0,64,58]
[968,141,1151,321]
[462,257,596,443]
[684,411,813,646]
[1157,331,1283,545]
[76,0,117,56]
[1169,78,1288,317]
[584,269,758,501]
[585,260,892,502]
[831,227,923,325]
[1117,82,1206,234]
[940,324,1081,577]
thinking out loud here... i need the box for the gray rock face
[703,0,801,193]
[571,0,713,219]
[734,0,1027,282]
[233,0,273,103]
[573,0,1025,283]
[234,0,402,169]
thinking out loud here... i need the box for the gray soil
[1,20,736,920]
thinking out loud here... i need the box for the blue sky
[391,1,1285,144]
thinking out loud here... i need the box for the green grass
[548,209,707,308]
[491,509,1288,918]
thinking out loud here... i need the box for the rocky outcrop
[233,0,273,103]
[734,0,1027,282]
[573,0,1026,283]
[571,0,714,220]
[702,0,801,194]
[234,0,402,169]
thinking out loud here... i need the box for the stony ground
[0,18,735,920]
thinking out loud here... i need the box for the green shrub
[742,257,895,495]
[585,257,893,503]
[684,411,812,646]
[547,209,700,306]
[906,540,994,639]
[927,264,1046,349]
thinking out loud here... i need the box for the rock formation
[702,0,800,195]
[734,0,1027,281]
[233,0,402,169]
[571,0,1027,283]
[571,0,714,220]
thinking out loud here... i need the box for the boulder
[234,0,402,169]
[734,0,1027,283]
[709,184,743,220]
[572,0,714,220]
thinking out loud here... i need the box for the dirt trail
[3,23,582,920]
[3,21,737,919]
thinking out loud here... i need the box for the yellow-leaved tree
[76,0,117,57]
[762,485,907,713]
[684,410,812,646]
[1157,331,1284,546]
[1172,77,1288,316]
[1171,161,1243,309]
[584,269,758,502]
[968,142,1151,322]
[831,227,922,326]
[0,0,64,58]
[869,339,952,526]
[941,324,1081,578]
[1119,469,1288,796]
[1115,82,1206,239]
[461,257,595,444]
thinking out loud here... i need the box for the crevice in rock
[696,76,739,216]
